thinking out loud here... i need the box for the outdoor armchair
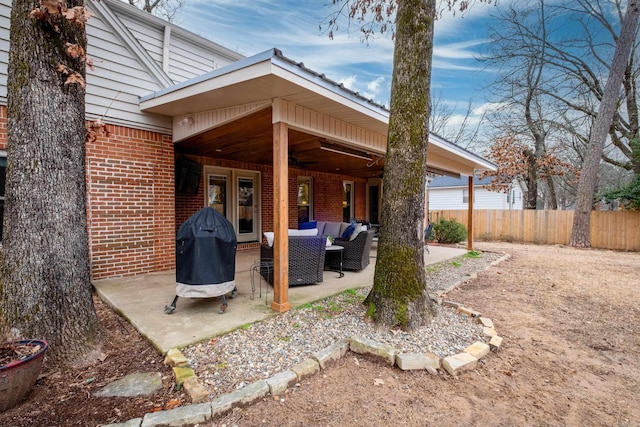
[327,229,375,271]
[260,235,327,286]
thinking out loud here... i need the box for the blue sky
[174,0,503,131]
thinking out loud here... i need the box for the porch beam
[467,175,474,251]
[271,121,291,312]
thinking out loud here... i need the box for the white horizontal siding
[0,0,243,133]
[429,188,466,210]
[167,33,233,83]
[118,14,165,66]
[429,186,520,210]
[0,2,10,102]
[86,11,171,131]
[474,188,509,209]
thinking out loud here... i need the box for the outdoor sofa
[260,234,327,286]
[260,220,374,286]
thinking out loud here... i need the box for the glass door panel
[237,177,255,235]
[208,174,227,217]
[343,181,353,222]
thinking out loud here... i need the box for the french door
[205,167,260,243]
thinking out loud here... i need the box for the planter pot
[0,339,48,412]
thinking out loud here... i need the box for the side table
[250,259,273,305]
[325,245,344,278]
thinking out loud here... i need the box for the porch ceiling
[174,107,386,179]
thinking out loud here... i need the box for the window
[297,177,312,224]
[343,181,354,222]
[462,189,469,204]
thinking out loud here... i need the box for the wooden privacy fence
[431,210,640,251]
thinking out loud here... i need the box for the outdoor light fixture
[319,142,373,161]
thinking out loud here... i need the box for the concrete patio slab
[93,244,467,353]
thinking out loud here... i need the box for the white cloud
[473,102,505,116]
[367,76,385,94]
[339,75,357,90]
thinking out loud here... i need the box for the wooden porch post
[467,175,474,251]
[271,121,291,312]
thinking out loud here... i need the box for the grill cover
[175,207,237,297]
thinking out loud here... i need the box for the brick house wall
[0,108,175,280]
[86,124,174,279]
[174,153,368,242]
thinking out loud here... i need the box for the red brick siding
[173,157,366,237]
[0,107,175,280]
[87,124,174,279]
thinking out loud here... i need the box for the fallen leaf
[164,398,181,410]
[353,357,360,367]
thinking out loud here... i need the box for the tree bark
[366,0,435,330]
[570,0,640,247]
[1,0,102,365]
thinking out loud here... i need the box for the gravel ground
[182,249,505,398]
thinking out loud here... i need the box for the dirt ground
[1,242,638,427]
[215,242,640,427]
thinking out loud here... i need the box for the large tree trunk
[524,148,538,209]
[366,0,435,330]
[570,0,640,247]
[0,0,101,365]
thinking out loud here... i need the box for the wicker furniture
[324,245,344,278]
[260,235,327,286]
[327,229,375,271]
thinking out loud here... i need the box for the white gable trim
[88,0,174,87]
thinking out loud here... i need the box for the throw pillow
[349,223,362,241]
[299,221,317,230]
[341,220,356,239]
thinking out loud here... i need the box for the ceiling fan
[288,149,319,168]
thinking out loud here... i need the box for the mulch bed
[0,295,187,427]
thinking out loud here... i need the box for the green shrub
[433,218,467,244]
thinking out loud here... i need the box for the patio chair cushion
[316,221,327,235]
[263,229,318,247]
[341,220,356,239]
[299,221,317,230]
[323,222,343,239]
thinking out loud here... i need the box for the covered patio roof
[139,47,496,313]
[139,48,496,179]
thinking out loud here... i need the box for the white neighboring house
[428,176,524,210]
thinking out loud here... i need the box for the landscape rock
[291,358,320,381]
[489,335,503,352]
[463,341,490,359]
[265,370,298,396]
[94,372,162,398]
[442,352,478,376]
[349,335,397,366]
[183,377,210,403]
[313,339,349,369]
[141,402,212,427]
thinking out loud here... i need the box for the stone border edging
[107,317,503,427]
[104,252,511,427]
